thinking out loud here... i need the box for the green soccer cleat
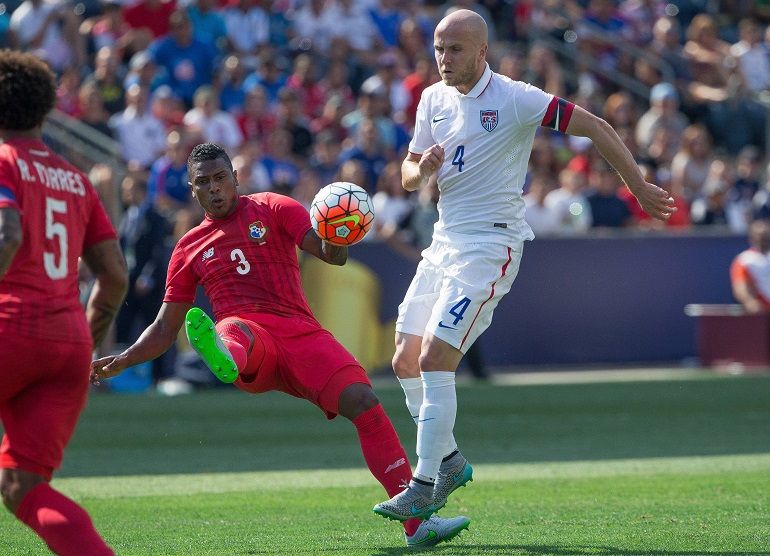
[433,458,474,511]
[373,485,438,522]
[185,307,238,383]
[405,515,470,549]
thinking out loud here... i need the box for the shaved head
[436,9,488,47]
[433,9,489,94]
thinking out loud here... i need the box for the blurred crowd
[7,0,770,379]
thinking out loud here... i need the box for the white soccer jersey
[409,63,565,245]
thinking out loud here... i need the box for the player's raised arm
[402,145,445,192]
[564,105,676,221]
[82,238,128,349]
[91,301,191,382]
[0,206,21,279]
[300,228,348,266]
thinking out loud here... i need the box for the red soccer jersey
[164,193,316,321]
[0,138,117,342]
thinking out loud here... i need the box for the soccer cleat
[373,486,437,521]
[405,515,470,549]
[433,458,474,511]
[185,307,238,383]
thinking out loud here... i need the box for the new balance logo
[202,247,214,261]
[384,457,406,474]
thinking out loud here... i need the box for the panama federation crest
[480,110,498,132]
[248,220,268,244]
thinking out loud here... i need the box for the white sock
[398,376,458,456]
[397,377,423,425]
[414,371,456,482]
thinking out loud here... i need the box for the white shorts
[395,238,523,353]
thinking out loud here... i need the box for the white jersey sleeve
[408,90,433,155]
[512,82,553,128]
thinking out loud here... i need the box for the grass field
[2,371,769,555]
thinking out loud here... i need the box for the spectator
[183,85,244,151]
[275,87,313,159]
[587,160,632,229]
[730,145,763,213]
[402,55,439,128]
[237,84,277,147]
[115,174,170,382]
[149,10,217,107]
[545,168,592,234]
[291,0,335,53]
[690,159,741,229]
[243,54,288,105]
[231,140,270,193]
[311,94,349,145]
[123,0,176,40]
[602,90,637,130]
[318,60,356,114]
[523,42,565,98]
[10,0,85,72]
[215,54,248,113]
[339,117,389,195]
[360,52,410,122]
[77,81,114,137]
[524,172,560,236]
[124,49,166,92]
[730,219,770,313]
[649,16,691,92]
[369,0,404,48]
[285,53,326,119]
[85,46,125,115]
[151,84,186,131]
[222,0,269,58]
[308,130,342,187]
[635,82,689,157]
[372,160,412,236]
[81,0,142,55]
[671,123,715,203]
[148,130,192,214]
[187,0,227,50]
[731,18,770,93]
[109,83,167,168]
[326,0,377,60]
[56,66,82,117]
[262,127,300,194]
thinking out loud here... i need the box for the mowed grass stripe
[53,452,770,499]
[4,464,769,554]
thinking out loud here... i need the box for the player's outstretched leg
[185,307,238,383]
[373,480,438,521]
[405,514,470,549]
[432,450,474,511]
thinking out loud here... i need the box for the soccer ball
[310,182,375,246]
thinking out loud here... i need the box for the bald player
[374,9,675,522]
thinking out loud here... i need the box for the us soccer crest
[480,110,498,132]
[248,220,268,244]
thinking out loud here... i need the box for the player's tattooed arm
[301,228,348,266]
[82,239,128,348]
[0,207,22,280]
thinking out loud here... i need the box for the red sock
[219,322,249,372]
[15,483,113,556]
[352,404,421,536]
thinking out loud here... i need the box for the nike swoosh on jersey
[329,214,361,226]
[432,115,448,123]
[437,321,457,329]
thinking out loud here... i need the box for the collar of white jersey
[452,63,493,99]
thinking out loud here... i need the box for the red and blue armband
[541,97,575,133]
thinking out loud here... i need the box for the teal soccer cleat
[373,485,438,522]
[185,307,238,383]
[433,458,474,510]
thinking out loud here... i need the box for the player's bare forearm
[82,239,128,348]
[402,157,426,191]
[91,302,189,382]
[565,107,675,221]
[0,207,22,280]
[301,228,347,266]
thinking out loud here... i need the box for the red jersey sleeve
[83,185,118,248]
[730,257,750,285]
[164,241,198,303]
[264,192,312,246]
[0,154,20,210]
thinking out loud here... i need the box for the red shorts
[0,337,91,480]
[217,312,370,419]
